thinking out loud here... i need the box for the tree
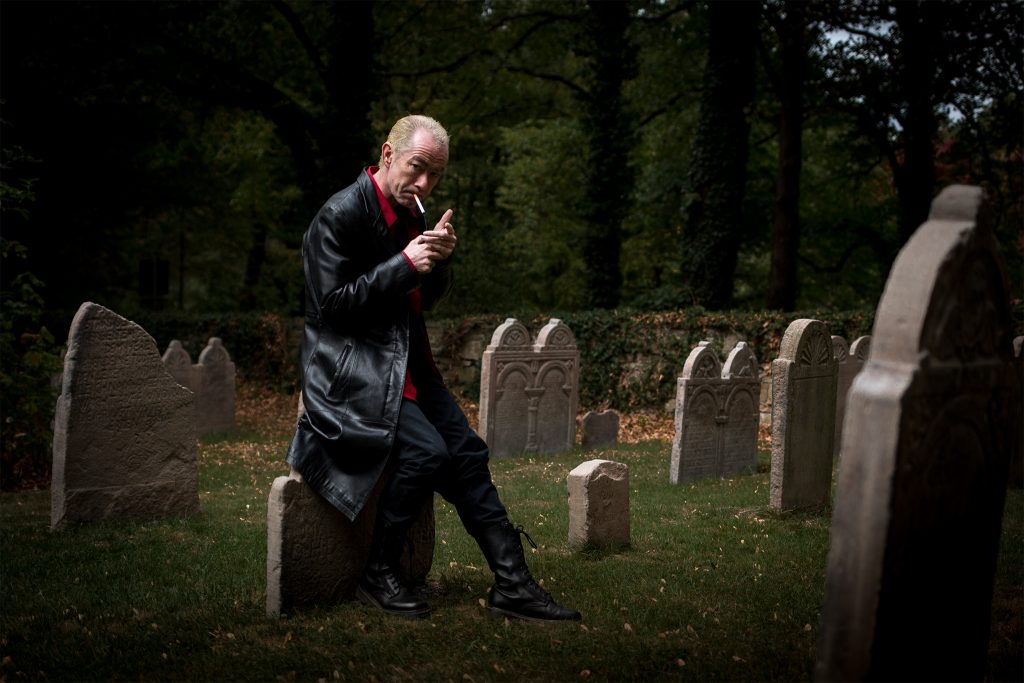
[762,2,815,311]
[578,0,636,309]
[678,0,759,309]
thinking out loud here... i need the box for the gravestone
[581,410,620,450]
[161,340,195,389]
[670,341,760,484]
[831,335,871,458]
[195,338,235,434]
[770,320,837,509]
[567,459,630,550]
[267,398,434,616]
[479,319,579,457]
[52,302,198,529]
[816,185,1019,682]
[161,338,236,436]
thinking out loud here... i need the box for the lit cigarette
[414,195,425,215]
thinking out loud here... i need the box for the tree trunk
[679,0,759,310]
[581,0,634,310]
[892,1,938,242]
[766,4,809,312]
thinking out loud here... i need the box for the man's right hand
[403,233,448,274]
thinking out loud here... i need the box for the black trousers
[377,374,508,537]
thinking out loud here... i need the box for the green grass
[2,429,1021,682]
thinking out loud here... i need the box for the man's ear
[381,141,393,168]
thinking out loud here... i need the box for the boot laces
[512,525,538,550]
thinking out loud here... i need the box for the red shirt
[367,167,423,402]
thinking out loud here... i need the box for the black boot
[475,521,582,622]
[356,520,430,618]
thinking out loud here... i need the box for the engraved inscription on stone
[52,302,198,528]
[671,341,760,484]
[480,319,579,457]
[769,319,837,510]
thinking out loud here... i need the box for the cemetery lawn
[1,388,1021,682]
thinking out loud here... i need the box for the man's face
[382,128,449,209]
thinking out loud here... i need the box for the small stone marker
[567,459,629,550]
[479,318,579,457]
[267,399,434,616]
[770,319,837,509]
[816,185,1019,682]
[51,302,198,529]
[670,341,760,484]
[831,335,871,458]
[581,410,620,450]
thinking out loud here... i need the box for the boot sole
[356,585,431,618]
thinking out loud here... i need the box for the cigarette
[414,195,425,215]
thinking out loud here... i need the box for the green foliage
[0,239,62,489]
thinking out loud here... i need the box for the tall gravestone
[816,185,1019,682]
[52,302,198,529]
[831,335,871,458]
[479,319,579,457]
[266,398,434,616]
[670,341,760,484]
[770,320,837,509]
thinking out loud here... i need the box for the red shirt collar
[367,166,404,229]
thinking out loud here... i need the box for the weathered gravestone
[581,410,620,450]
[479,319,579,457]
[770,320,837,509]
[195,338,235,435]
[161,338,236,435]
[831,335,871,458]
[670,341,760,484]
[52,302,198,529]
[161,340,195,389]
[266,398,434,616]
[567,459,630,550]
[816,185,1020,682]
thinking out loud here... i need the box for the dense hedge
[129,310,303,392]
[430,307,876,411]
[128,307,877,411]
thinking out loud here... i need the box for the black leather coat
[286,169,452,520]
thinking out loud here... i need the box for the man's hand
[403,208,456,274]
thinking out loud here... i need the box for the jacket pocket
[327,343,354,398]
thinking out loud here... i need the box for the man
[286,114,581,622]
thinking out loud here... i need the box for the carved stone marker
[479,319,579,457]
[52,302,198,529]
[567,459,630,550]
[831,335,871,458]
[267,398,434,616]
[816,185,1019,682]
[670,341,760,484]
[769,320,837,509]
[581,410,620,450]
[161,338,236,436]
